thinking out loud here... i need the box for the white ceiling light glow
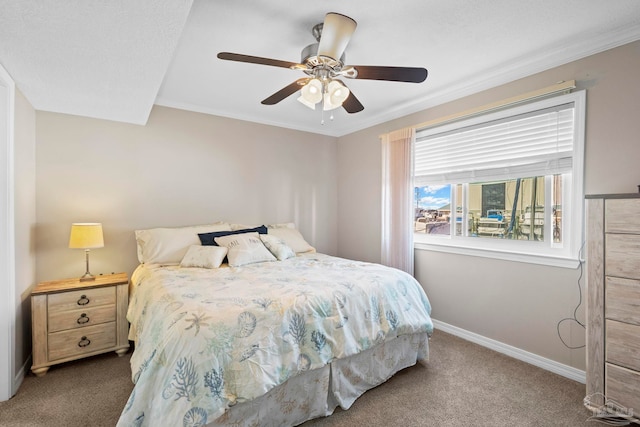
[297,78,350,111]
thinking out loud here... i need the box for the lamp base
[79,273,95,282]
[79,249,96,281]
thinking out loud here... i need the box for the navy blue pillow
[198,225,268,246]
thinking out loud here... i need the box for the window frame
[413,90,586,269]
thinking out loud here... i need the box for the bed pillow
[267,227,315,254]
[260,234,296,261]
[214,232,276,267]
[267,222,296,229]
[135,222,231,265]
[180,245,228,269]
[198,225,267,246]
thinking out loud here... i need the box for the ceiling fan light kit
[297,78,350,111]
[217,12,428,121]
[299,78,323,105]
[325,80,350,110]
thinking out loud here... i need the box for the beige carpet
[0,331,595,426]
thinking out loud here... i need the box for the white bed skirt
[205,332,429,427]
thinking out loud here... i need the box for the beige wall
[35,106,338,282]
[337,40,640,371]
[13,89,36,384]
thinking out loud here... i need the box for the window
[413,91,585,267]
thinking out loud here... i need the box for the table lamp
[68,223,104,281]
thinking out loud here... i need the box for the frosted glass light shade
[323,80,350,110]
[300,78,323,104]
[297,95,317,110]
[328,80,349,105]
[69,223,104,249]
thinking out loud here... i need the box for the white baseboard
[12,355,31,397]
[432,319,586,384]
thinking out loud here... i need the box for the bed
[117,223,433,427]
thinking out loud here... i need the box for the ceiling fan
[217,12,428,115]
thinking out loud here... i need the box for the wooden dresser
[585,194,640,421]
[31,272,130,376]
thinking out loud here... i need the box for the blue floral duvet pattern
[117,253,433,427]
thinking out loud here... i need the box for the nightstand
[31,272,130,377]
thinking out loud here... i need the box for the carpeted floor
[0,330,596,426]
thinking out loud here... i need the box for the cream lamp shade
[69,223,104,249]
[69,223,104,281]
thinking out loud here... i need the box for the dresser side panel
[30,294,48,369]
[116,283,130,349]
[586,198,605,401]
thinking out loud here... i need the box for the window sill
[414,240,581,269]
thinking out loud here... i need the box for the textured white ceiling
[0,0,194,124]
[1,0,640,135]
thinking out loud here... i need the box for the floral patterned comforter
[117,253,433,427]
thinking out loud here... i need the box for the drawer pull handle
[78,336,91,348]
[77,313,90,324]
[77,295,90,306]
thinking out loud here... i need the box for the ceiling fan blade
[317,13,357,60]
[348,65,428,83]
[261,78,309,105]
[342,91,364,114]
[217,52,304,70]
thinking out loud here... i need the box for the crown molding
[333,23,640,137]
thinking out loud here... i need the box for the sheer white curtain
[381,128,415,275]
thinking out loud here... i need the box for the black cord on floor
[556,242,586,349]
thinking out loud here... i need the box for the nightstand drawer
[606,319,640,372]
[48,286,116,313]
[606,276,640,325]
[605,363,640,413]
[48,304,116,333]
[48,322,116,361]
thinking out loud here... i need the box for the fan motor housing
[301,43,345,69]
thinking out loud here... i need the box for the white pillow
[214,232,276,267]
[135,223,231,265]
[267,222,296,229]
[180,245,228,269]
[267,227,315,254]
[260,234,296,261]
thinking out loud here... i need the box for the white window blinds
[414,103,575,185]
